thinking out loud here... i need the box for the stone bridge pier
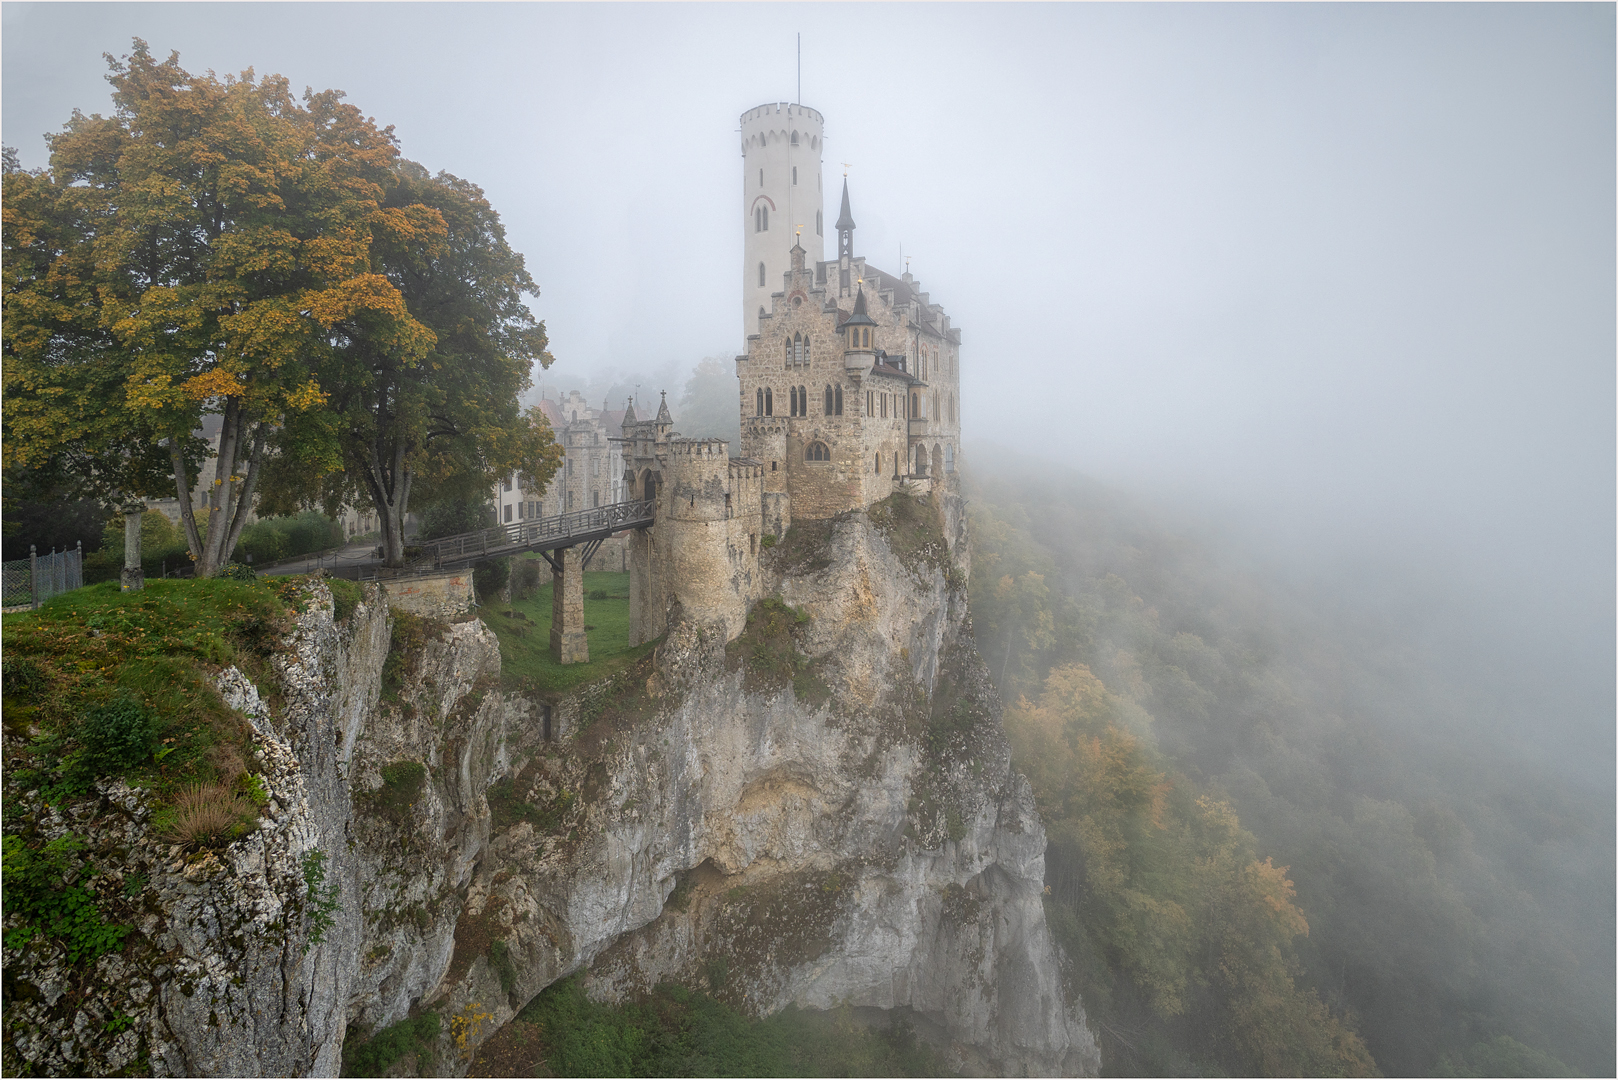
[548,546,588,664]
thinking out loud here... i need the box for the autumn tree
[3,42,436,576]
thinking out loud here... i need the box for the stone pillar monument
[549,546,588,664]
[121,501,145,592]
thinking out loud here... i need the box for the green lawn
[480,565,656,694]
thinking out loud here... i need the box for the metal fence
[420,499,655,564]
[1,544,84,610]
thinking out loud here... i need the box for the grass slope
[478,564,655,694]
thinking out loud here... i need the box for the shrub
[75,692,158,779]
[341,1012,440,1077]
[511,558,543,601]
[219,561,258,581]
[302,849,340,946]
[1,834,130,965]
[234,511,345,567]
[327,578,363,622]
[419,497,494,541]
[489,938,518,995]
[367,761,427,822]
[473,557,510,602]
[162,782,254,848]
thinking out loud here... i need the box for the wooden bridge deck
[419,499,654,570]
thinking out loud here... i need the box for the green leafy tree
[263,162,562,564]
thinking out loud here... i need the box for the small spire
[655,390,673,424]
[835,178,855,231]
[623,397,637,423]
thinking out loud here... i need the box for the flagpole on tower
[796,33,800,104]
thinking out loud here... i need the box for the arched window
[791,130,799,145]
[915,445,927,475]
[875,452,881,474]
[643,472,657,504]
[945,444,955,473]
[816,210,822,235]
[834,385,844,415]
[784,336,792,367]
[764,386,773,415]
[757,387,764,416]
[793,166,798,184]
[911,392,919,418]
[867,390,873,415]
[862,327,870,348]
[758,306,766,323]
[759,261,766,286]
[789,386,799,416]
[920,356,927,380]
[762,206,768,230]
[759,167,763,187]
[799,385,806,414]
[804,335,810,363]
[805,441,830,462]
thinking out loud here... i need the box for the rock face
[1,492,1099,1076]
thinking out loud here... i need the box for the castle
[615,101,963,649]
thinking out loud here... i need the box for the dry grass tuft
[164,782,254,848]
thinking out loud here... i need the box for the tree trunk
[198,399,242,576]
[363,435,413,567]
[170,437,204,574]
[165,399,266,578]
[219,425,266,568]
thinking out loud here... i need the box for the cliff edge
[1,491,1099,1076]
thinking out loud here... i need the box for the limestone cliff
[1,493,1099,1076]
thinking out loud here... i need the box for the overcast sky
[5,2,1613,759]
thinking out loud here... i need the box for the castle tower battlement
[742,103,825,339]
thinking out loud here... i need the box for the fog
[5,2,1611,775]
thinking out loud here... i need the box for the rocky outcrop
[1,491,1099,1076]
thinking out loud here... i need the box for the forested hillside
[966,448,1613,1077]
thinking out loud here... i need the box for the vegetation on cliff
[2,577,302,803]
[967,455,1611,1077]
[462,976,950,1078]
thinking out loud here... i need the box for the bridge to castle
[418,498,654,667]
[419,498,654,571]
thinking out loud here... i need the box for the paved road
[260,538,390,578]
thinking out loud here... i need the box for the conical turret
[843,284,877,375]
[656,390,673,426]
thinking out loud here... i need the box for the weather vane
[841,161,852,177]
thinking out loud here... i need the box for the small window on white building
[760,262,766,287]
[503,504,513,522]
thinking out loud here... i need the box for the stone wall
[384,571,474,618]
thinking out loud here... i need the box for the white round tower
[740,102,824,341]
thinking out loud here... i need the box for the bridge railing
[420,499,655,563]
